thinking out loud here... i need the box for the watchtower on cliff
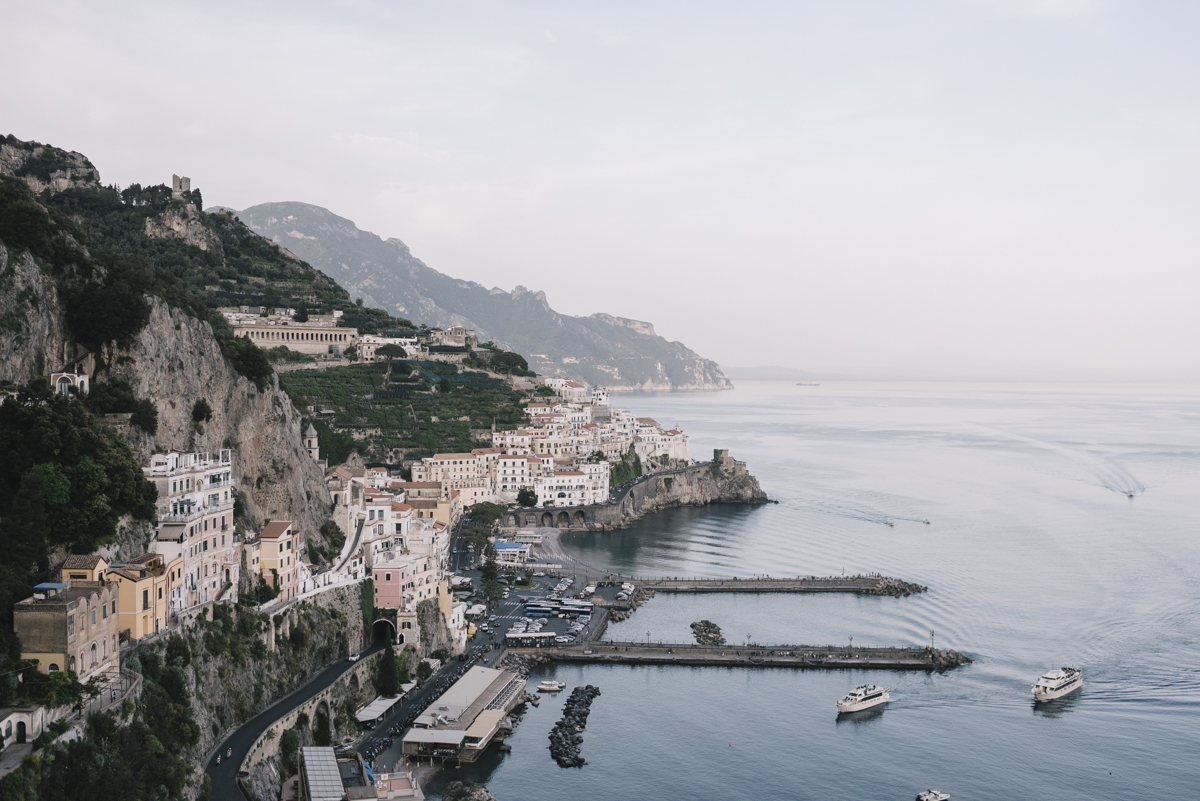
[171,174,191,198]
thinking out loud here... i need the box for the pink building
[371,555,411,609]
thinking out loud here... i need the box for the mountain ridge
[226,201,732,391]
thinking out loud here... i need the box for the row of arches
[245,329,352,343]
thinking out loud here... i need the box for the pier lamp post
[646,631,651,646]
[930,630,935,650]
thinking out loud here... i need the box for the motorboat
[836,684,890,713]
[916,792,950,801]
[537,680,566,692]
[1032,667,1082,701]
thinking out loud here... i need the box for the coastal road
[205,641,385,800]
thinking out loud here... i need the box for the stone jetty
[530,643,972,671]
[632,574,928,597]
[690,620,726,646]
[548,685,602,768]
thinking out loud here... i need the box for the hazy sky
[4,1,1198,380]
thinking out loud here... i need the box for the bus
[505,631,557,648]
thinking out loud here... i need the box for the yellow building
[14,580,120,683]
[259,521,300,601]
[106,553,181,640]
[408,490,462,528]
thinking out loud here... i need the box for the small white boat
[836,684,890,713]
[1127,490,1135,498]
[537,680,566,692]
[1031,667,1082,701]
[916,792,950,801]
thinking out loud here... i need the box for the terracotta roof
[61,554,105,570]
[391,502,412,512]
[261,521,293,539]
[395,481,441,489]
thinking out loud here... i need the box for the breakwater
[548,686,602,768]
[631,574,927,597]
[516,643,971,671]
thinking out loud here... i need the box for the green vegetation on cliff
[280,361,527,460]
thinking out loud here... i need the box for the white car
[348,653,361,662]
[555,636,571,643]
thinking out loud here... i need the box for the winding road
[205,641,385,800]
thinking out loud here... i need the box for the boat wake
[980,426,1146,496]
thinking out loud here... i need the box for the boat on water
[916,792,950,801]
[796,382,820,386]
[537,680,566,692]
[836,684,890,713]
[1031,667,1082,701]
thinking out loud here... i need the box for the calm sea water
[427,381,1200,799]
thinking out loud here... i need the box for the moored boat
[836,684,890,713]
[916,792,950,801]
[1031,667,1082,701]
[537,680,566,692]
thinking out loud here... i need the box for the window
[158,587,163,600]
[68,614,74,635]
[143,589,149,610]
[102,605,107,619]
[90,644,96,666]
[386,573,391,581]
[92,610,96,625]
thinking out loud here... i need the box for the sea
[426,381,1200,800]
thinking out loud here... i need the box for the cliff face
[622,462,769,523]
[229,201,732,391]
[0,243,334,555]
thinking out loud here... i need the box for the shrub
[192,398,212,424]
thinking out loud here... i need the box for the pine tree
[377,643,400,696]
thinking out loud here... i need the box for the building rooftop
[261,521,293,539]
[60,555,104,570]
[299,747,345,801]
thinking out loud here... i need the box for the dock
[630,574,927,597]
[518,641,969,670]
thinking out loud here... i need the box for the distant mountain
[225,202,731,391]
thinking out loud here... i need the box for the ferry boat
[836,684,890,713]
[916,792,950,801]
[1031,667,1082,701]
[537,680,566,692]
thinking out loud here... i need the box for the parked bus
[505,631,557,648]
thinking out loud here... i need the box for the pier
[629,574,927,597]
[515,641,970,670]
[511,642,969,671]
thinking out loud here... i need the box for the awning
[355,695,401,723]
[402,729,466,745]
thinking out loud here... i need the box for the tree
[516,487,537,507]
[377,643,400,696]
[192,398,212,424]
[416,660,433,682]
[376,344,407,360]
[466,502,505,527]
[293,302,308,323]
[344,345,358,362]
[481,547,504,605]
[535,385,556,397]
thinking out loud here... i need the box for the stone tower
[304,423,320,461]
[171,174,191,198]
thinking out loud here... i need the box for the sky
[3,0,1198,381]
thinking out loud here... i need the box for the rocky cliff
[229,201,732,391]
[0,244,333,554]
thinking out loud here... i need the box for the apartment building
[14,580,120,683]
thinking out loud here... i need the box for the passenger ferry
[1031,667,1082,701]
[537,680,566,692]
[836,684,890,713]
